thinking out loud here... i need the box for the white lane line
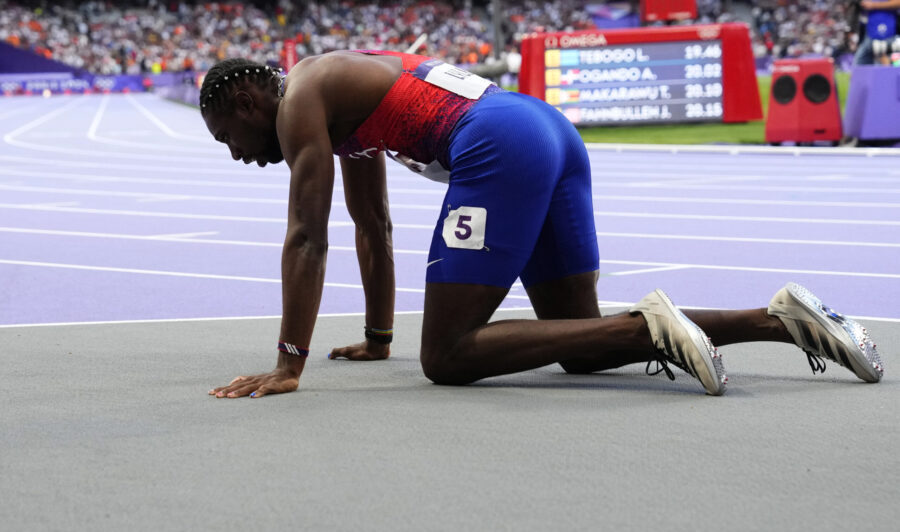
[630,175,768,188]
[0,167,284,188]
[3,201,899,229]
[606,265,690,276]
[0,183,429,212]
[1,96,226,163]
[3,305,899,330]
[595,194,900,209]
[0,202,437,226]
[126,93,211,142]
[0,259,532,302]
[0,179,440,201]
[6,150,889,188]
[0,203,287,222]
[0,183,283,202]
[0,259,286,283]
[593,210,900,227]
[7,156,889,193]
[149,231,219,239]
[86,94,219,154]
[0,156,270,177]
[5,178,900,211]
[0,259,419,292]
[0,183,432,210]
[595,231,900,248]
[597,259,900,280]
[3,97,83,146]
[136,196,193,203]
[1,225,897,250]
[584,142,900,157]
[0,304,598,329]
[0,315,289,329]
[591,165,897,181]
[585,160,900,175]
[806,174,850,181]
[0,206,425,230]
[14,201,80,208]
[615,181,900,195]
[86,93,109,140]
[1,256,897,282]
[0,227,432,254]
[9,168,897,206]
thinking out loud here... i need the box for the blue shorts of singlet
[425,91,599,288]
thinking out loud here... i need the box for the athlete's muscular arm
[210,60,335,399]
[329,153,395,361]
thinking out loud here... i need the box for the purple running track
[1,94,898,326]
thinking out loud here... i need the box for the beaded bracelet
[364,327,393,345]
[277,342,309,357]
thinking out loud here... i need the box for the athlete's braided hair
[199,58,282,115]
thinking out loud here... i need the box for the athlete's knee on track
[420,346,476,386]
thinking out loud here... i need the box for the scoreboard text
[520,24,762,126]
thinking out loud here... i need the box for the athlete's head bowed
[201,58,285,167]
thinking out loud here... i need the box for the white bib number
[442,206,487,250]
[414,60,493,100]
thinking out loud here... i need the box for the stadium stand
[0,0,859,76]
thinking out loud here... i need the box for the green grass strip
[574,72,850,145]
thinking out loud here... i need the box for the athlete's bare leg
[420,271,794,384]
[419,275,654,385]
[524,271,794,374]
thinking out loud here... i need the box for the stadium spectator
[1,1,512,74]
[853,0,900,65]
[750,1,856,61]
[3,0,865,75]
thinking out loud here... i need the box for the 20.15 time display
[543,39,725,126]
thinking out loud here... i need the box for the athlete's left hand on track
[208,368,300,399]
[329,340,390,361]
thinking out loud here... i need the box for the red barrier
[641,0,697,23]
[520,23,762,126]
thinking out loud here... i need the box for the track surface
[1,94,898,531]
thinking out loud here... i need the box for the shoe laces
[804,349,827,375]
[646,351,676,381]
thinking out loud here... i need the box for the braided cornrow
[200,58,282,115]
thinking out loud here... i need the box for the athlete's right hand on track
[208,366,300,399]
[329,340,390,361]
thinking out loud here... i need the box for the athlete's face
[204,92,283,167]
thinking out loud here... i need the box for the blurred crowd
[0,0,866,75]
[0,0,603,75]
[749,0,857,60]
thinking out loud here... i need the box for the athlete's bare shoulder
[282,51,400,103]
[280,51,403,146]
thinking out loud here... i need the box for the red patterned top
[332,50,502,176]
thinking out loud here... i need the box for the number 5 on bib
[442,206,487,250]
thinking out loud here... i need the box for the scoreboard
[543,40,725,124]
[519,23,762,126]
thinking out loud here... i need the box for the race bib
[413,60,493,100]
[442,206,487,250]
[386,151,451,183]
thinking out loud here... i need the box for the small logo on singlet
[348,148,379,159]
